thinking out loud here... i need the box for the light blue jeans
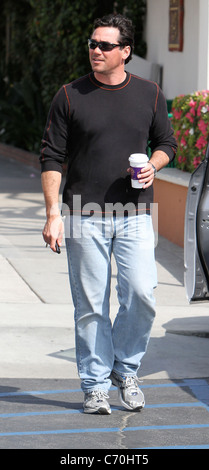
[65,214,157,393]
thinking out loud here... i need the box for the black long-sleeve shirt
[40,72,177,215]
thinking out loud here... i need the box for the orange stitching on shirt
[63,85,70,117]
[41,78,85,162]
[154,84,159,113]
[41,87,63,161]
[89,73,131,90]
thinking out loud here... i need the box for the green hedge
[0,0,147,152]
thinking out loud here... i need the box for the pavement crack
[6,258,46,303]
[116,410,137,449]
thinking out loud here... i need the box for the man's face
[89,27,129,77]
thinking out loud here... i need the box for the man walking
[41,14,177,414]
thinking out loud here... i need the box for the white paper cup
[129,153,148,188]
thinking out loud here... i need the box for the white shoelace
[124,376,142,395]
[90,391,109,400]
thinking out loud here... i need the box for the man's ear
[122,45,131,62]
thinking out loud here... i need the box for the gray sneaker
[110,371,145,411]
[83,390,111,414]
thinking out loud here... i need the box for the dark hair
[93,14,134,64]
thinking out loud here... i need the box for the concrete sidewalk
[0,151,209,450]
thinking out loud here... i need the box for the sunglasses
[88,39,123,52]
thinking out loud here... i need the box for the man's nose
[94,45,102,53]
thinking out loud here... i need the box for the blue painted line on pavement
[0,427,119,437]
[0,401,207,419]
[1,423,209,437]
[1,380,207,398]
[0,384,183,398]
[146,402,208,409]
[0,389,81,397]
[0,409,83,418]
[125,423,209,431]
[0,386,146,398]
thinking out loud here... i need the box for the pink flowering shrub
[171,91,209,172]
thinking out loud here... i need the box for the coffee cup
[129,153,148,188]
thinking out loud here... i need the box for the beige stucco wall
[145,0,209,99]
